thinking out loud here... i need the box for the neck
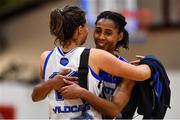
[108,48,115,54]
[112,49,120,56]
[61,41,78,52]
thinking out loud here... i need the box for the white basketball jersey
[43,47,102,119]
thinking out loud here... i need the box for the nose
[98,33,105,40]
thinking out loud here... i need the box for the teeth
[98,42,104,46]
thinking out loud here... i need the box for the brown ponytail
[49,6,86,47]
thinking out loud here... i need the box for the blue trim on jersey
[118,56,128,63]
[57,47,77,56]
[57,47,64,56]
[43,50,54,80]
[99,71,120,83]
[89,66,102,81]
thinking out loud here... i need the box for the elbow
[32,95,39,102]
[32,93,44,102]
[31,92,39,102]
[112,110,120,118]
[32,97,37,102]
[32,93,45,102]
[31,87,42,102]
[107,108,120,118]
[139,65,151,81]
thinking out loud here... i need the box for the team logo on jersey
[60,57,69,66]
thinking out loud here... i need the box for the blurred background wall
[0,0,180,119]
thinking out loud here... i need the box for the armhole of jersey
[88,66,102,81]
[118,56,128,63]
[43,50,54,80]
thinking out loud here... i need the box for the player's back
[43,47,102,119]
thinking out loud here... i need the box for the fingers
[60,90,70,99]
[63,79,74,85]
[59,89,67,97]
[59,69,71,75]
[59,85,69,93]
[63,76,78,81]
[55,75,78,81]
[135,55,145,59]
[130,60,140,65]
[130,55,145,65]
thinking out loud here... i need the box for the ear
[118,32,123,41]
[73,26,83,40]
[78,25,83,34]
[72,27,79,40]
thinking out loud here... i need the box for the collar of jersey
[57,47,76,56]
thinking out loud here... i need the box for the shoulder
[40,50,53,66]
[39,51,52,80]
[90,48,111,57]
[89,48,117,65]
[40,51,52,61]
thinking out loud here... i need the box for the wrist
[46,80,55,90]
[79,88,87,99]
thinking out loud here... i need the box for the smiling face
[93,18,123,53]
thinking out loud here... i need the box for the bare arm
[32,79,55,102]
[109,79,135,117]
[32,74,77,102]
[89,48,151,81]
[32,51,51,102]
[60,79,135,118]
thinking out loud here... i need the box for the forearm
[112,80,135,113]
[81,89,120,118]
[80,80,135,118]
[111,90,130,114]
[32,80,53,102]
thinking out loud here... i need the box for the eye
[95,29,101,34]
[104,31,112,36]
